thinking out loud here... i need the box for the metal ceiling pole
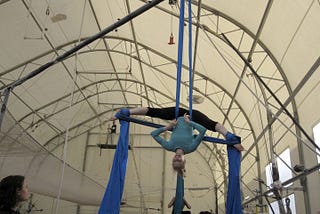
[226,35,318,214]
[267,110,285,214]
[236,2,280,210]
[222,34,320,152]
[0,88,10,131]
[219,0,273,209]
[0,0,164,91]
[224,35,318,214]
[87,0,130,106]
[7,0,100,126]
[0,0,10,5]
[125,0,151,106]
[243,163,320,206]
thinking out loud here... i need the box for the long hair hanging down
[172,157,186,177]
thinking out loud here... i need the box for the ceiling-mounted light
[51,13,67,23]
[168,33,175,45]
[186,95,204,104]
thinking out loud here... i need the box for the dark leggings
[146,107,218,132]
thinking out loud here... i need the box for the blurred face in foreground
[17,179,30,202]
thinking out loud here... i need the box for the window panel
[313,122,320,165]
[277,148,292,186]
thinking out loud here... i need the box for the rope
[54,2,87,213]
[54,48,78,214]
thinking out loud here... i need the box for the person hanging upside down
[112,106,244,151]
[113,107,242,211]
[114,108,206,176]
[151,113,206,176]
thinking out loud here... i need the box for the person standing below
[0,175,30,214]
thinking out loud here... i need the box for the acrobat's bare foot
[233,144,245,151]
[183,198,191,209]
[168,197,175,208]
[185,203,191,209]
[109,109,123,121]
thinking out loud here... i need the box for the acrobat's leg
[168,196,176,208]
[183,197,191,209]
[146,107,188,120]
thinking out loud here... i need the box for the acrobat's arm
[187,121,207,152]
[151,127,173,151]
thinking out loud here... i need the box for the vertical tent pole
[0,88,11,131]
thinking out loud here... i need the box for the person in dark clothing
[0,175,30,214]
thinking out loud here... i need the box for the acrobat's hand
[184,113,190,124]
[166,119,177,130]
[183,197,191,209]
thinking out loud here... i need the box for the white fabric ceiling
[0,0,319,213]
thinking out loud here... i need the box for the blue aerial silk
[98,119,130,214]
[174,0,185,119]
[226,145,243,214]
[187,0,193,120]
[107,114,242,213]
[173,174,185,214]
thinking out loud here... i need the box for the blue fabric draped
[173,174,185,213]
[114,114,242,213]
[187,0,193,120]
[175,0,185,119]
[226,145,243,214]
[98,119,130,214]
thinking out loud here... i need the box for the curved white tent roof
[0,0,319,213]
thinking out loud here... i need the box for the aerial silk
[112,114,242,214]
[172,0,193,211]
[226,145,243,214]
[174,174,185,212]
[98,119,130,214]
[174,0,185,119]
[99,0,241,210]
